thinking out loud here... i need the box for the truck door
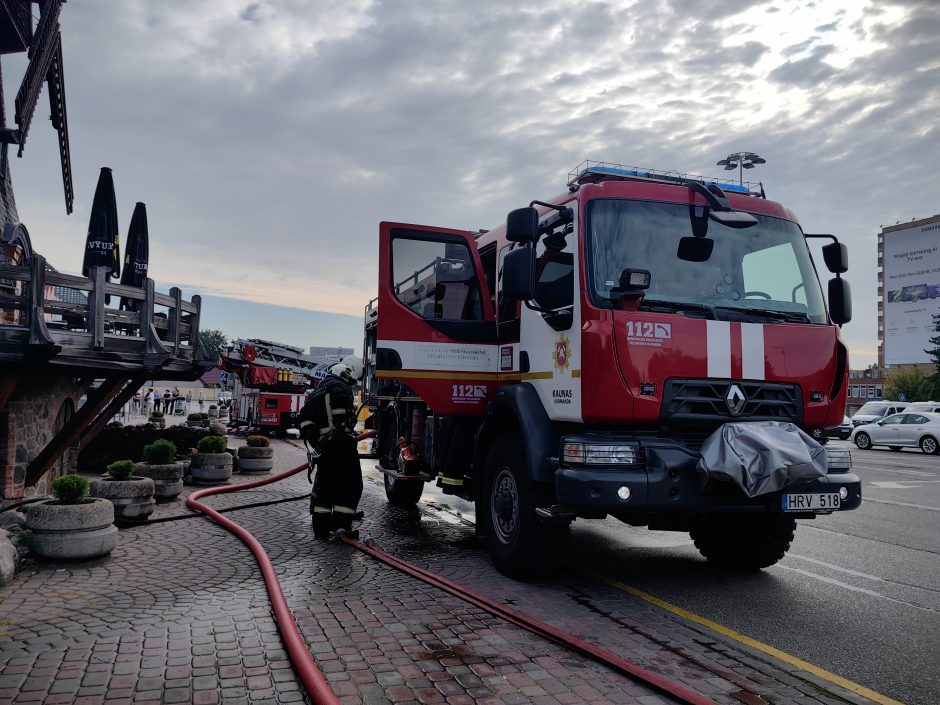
[377,222,497,415]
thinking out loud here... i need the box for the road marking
[869,481,921,489]
[864,496,940,512]
[788,554,940,595]
[602,577,906,705]
[853,464,935,477]
[775,565,936,614]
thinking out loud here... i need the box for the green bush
[209,404,218,410]
[187,413,202,422]
[150,410,165,418]
[143,439,177,464]
[107,459,135,480]
[197,435,226,454]
[246,435,270,447]
[51,474,89,504]
[199,412,210,420]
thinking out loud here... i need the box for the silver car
[850,411,940,454]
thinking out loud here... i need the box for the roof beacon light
[567,160,760,196]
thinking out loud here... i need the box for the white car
[850,411,940,455]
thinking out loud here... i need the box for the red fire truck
[363,161,860,577]
[224,339,332,434]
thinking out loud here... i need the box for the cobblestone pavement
[0,439,881,705]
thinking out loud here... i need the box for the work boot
[311,509,332,539]
[331,509,359,540]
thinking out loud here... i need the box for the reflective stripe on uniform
[299,420,313,429]
[324,393,333,431]
[333,505,357,514]
[312,506,332,514]
[440,477,464,486]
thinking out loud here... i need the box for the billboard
[883,220,940,364]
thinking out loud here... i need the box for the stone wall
[1,376,93,503]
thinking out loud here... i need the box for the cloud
[5,0,936,365]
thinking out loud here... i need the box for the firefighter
[298,355,364,539]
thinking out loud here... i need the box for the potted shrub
[199,412,210,428]
[90,460,156,522]
[207,404,219,419]
[190,435,233,485]
[186,412,203,428]
[134,439,185,501]
[238,435,274,474]
[148,409,165,428]
[26,475,118,559]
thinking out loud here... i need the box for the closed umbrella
[119,202,149,311]
[82,167,121,285]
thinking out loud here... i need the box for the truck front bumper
[554,438,861,515]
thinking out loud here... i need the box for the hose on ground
[187,461,341,705]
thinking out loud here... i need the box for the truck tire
[384,471,424,507]
[691,515,796,570]
[480,433,565,579]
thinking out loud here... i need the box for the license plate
[782,493,840,511]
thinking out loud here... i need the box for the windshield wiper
[714,306,812,323]
[637,299,716,318]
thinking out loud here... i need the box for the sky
[5,0,939,366]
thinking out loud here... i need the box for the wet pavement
[0,439,887,705]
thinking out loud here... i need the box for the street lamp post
[716,152,766,186]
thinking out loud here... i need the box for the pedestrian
[186,390,192,413]
[132,391,141,415]
[297,355,364,539]
[198,391,204,412]
[162,389,172,415]
[145,388,155,416]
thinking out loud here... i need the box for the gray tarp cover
[696,421,828,498]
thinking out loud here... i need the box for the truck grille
[661,379,802,425]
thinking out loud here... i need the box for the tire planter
[190,452,233,485]
[237,446,274,474]
[148,416,165,429]
[186,420,202,428]
[133,461,185,501]
[208,407,219,419]
[90,477,156,522]
[26,499,119,560]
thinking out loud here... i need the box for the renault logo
[726,384,747,416]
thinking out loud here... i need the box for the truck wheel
[384,471,424,507]
[480,433,565,579]
[853,432,871,450]
[691,515,796,570]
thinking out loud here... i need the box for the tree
[926,313,940,399]
[199,329,228,363]
[884,366,932,403]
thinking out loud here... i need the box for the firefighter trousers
[310,432,362,537]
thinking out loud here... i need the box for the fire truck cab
[364,161,860,578]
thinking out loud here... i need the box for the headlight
[825,446,852,472]
[562,441,642,467]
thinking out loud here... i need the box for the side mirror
[822,242,848,274]
[506,207,539,243]
[502,247,535,301]
[828,277,852,324]
[708,210,759,229]
[677,236,714,262]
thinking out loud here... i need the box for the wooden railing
[0,253,206,372]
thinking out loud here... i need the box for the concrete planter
[133,461,185,501]
[90,477,156,522]
[148,416,166,429]
[237,446,274,474]
[190,452,233,485]
[207,407,219,419]
[26,498,118,560]
[186,420,202,428]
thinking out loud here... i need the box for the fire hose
[187,435,721,705]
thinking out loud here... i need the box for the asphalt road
[377,440,939,705]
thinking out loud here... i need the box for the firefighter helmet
[330,355,364,382]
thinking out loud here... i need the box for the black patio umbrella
[82,167,121,282]
[119,202,149,311]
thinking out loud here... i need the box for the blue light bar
[568,160,761,196]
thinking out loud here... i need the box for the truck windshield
[586,199,827,323]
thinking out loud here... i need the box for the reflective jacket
[298,374,355,442]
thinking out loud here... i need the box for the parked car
[906,401,940,414]
[851,401,909,427]
[850,411,940,454]
[826,416,852,440]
